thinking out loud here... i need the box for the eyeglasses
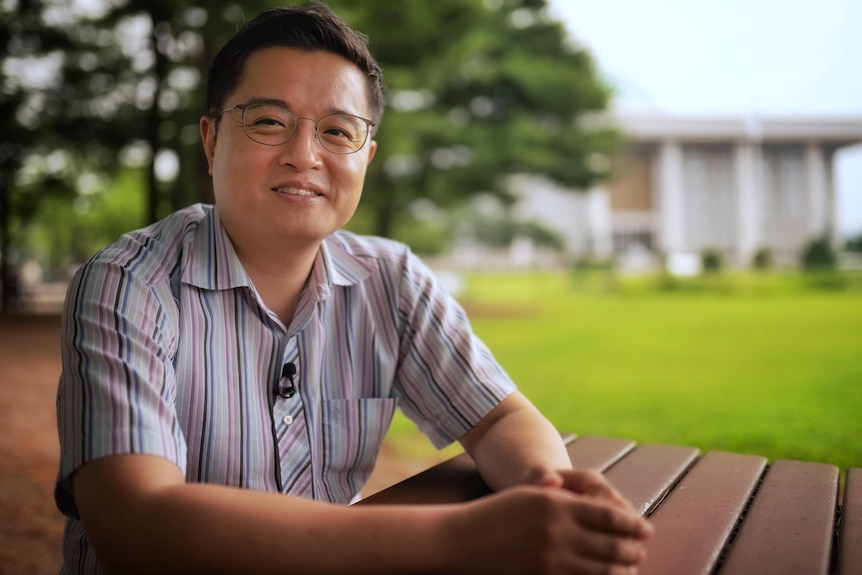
[218,102,376,154]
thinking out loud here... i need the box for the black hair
[206,3,386,127]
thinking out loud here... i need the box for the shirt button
[282,415,294,426]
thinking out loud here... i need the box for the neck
[234,237,323,326]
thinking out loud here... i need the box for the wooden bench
[358,435,861,575]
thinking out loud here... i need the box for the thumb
[524,466,564,488]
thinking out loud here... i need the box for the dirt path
[0,315,65,575]
[0,314,438,575]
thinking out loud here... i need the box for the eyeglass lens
[241,104,370,153]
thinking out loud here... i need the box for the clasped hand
[448,467,654,575]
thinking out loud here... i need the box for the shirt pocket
[318,398,397,503]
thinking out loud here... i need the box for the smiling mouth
[274,186,321,197]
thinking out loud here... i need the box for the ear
[200,115,217,176]
[365,139,377,165]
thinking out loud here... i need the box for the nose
[277,118,322,170]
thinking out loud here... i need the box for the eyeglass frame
[215,100,377,155]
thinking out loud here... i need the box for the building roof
[616,110,862,147]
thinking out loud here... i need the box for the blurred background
[0,1,860,574]
[1,0,861,309]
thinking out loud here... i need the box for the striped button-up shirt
[55,204,515,574]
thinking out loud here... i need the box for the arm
[74,452,651,575]
[74,390,647,575]
[459,391,573,491]
[73,454,449,575]
[460,391,634,504]
[457,391,654,571]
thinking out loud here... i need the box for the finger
[558,469,632,508]
[523,466,564,488]
[573,500,655,540]
[566,553,642,575]
[571,528,649,565]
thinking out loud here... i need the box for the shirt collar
[183,208,378,297]
[311,233,379,300]
[182,205,252,291]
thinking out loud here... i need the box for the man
[55,4,653,574]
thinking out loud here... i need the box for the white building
[510,111,862,269]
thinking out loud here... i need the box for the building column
[586,187,613,258]
[657,140,685,254]
[734,142,760,266]
[806,142,828,239]
[823,148,837,245]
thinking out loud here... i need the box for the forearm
[75,456,453,575]
[75,429,651,575]
[460,392,572,491]
[117,485,450,575]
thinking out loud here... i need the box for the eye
[255,116,285,127]
[318,114,365,142]
[320,123,355,141]
[244,105,293,131]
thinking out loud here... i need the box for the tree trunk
[145,4,172,224]
[0,172,16,315]
[374,199,394,238]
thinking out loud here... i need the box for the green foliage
[25,170,147,271]
[1,0,255,309]
[329,0,617,236]
[700,248,723,274]
[456,215,564,252]
[573,256,616,272]
[624,268,862,296]
[519,221,565,251]
[751,246,772,271]
[845,233,862,252]
[2,0,615,293]
[392,218,451,257]
[800,235,837,271]
[472,218,518,248]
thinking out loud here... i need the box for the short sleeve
[391,251,516,448]
[55,258,185,518]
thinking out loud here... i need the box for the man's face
[201,47,377,254]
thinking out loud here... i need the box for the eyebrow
[238,96,366,119]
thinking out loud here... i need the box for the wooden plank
[566,435,636,471]
[838,468,862,575]
[603,443,700,516]
[358,435,633,506]
[357,451,490,505]
[640,451,767,575]
[358,433,580,506]
[719,459,839,575]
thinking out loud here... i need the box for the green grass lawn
[384,270,862,473]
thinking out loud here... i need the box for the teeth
[276,186,317,197]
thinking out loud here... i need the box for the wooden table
[358,435,861,575]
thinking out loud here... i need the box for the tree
[1,0,616,312]
[329,0,617,239]
[0,0,271,312]
[801,235,837,271]
[1,0,78,311]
